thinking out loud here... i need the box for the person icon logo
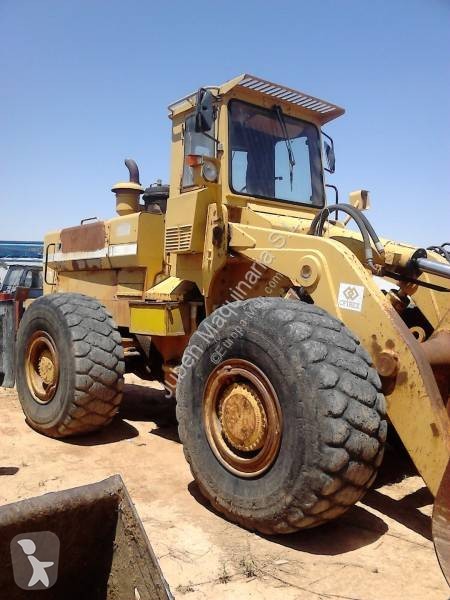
[10,531,60,590]
[17,538,54,588]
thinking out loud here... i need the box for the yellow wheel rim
[25,330,59,404]
[203,359,282,478]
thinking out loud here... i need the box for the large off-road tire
[16,293,124,438]
[177,298,387,534]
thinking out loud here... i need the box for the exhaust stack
[112,158,144,216]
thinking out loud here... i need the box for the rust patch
[212,225,224,248]
[61,221,106,253]
[372,334,406,394]
[71,260,103,271]
[396,370,408,385]
[371,334,382,355]
[376,350,399,378]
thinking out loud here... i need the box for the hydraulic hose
[313,203,384,255]
[309,204,381,273]
[355,210,384,255]
[427,243,450,263]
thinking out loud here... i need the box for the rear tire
[177,298,387,533]
[16,293,124,438]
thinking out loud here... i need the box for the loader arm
[229,221,450,495]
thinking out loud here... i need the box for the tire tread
[177,298,387,533]
[20,293,124,437]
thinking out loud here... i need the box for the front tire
[16,293,124,438]
[177,298,387,533]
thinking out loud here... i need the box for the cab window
[229,99,324,206]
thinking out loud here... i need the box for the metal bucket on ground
[0,475,172,599]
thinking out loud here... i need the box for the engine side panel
[43,212,164,327]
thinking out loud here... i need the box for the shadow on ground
[60,419,140,447]
[188,481,388,556]
[60,385,435,548]
[362,443,433,541]
[120,384,176,426]
[188,480,388,554]
[121,383,180,443]
[188,441,434,555]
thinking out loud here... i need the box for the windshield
[229,100,324,206]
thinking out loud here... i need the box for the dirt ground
[0,378,448,599]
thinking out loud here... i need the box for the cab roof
[168,73,345,125]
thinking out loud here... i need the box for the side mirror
[349,190,371,211]
[195,88,215,133]
[322,131,336,173]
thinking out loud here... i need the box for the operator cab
[167,74,344,213]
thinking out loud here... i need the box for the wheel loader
[0,74,449,584]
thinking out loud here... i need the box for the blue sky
[1,0,449,246]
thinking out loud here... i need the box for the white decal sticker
[115,223,131,237]
[108,243,138,257]
[338,283,365,312]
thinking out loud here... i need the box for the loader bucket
[432,459,450,586]
[0,475,172,599]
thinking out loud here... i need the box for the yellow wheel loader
[0,74,449,584]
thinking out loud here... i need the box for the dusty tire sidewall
[178,317,321,522]
[16,300,75,430]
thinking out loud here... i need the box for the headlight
[202,160,218,183]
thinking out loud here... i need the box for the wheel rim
[25,330,59,404]
[203,359,282,478]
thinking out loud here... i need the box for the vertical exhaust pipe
[112,159,144,216]
[124,158,141,185]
